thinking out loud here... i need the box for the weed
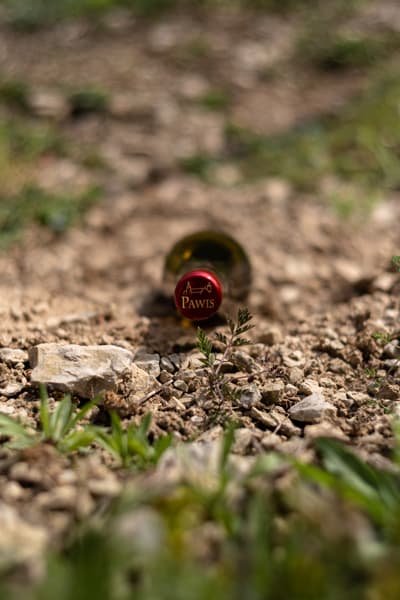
[294,437,400,528]
[95,411,172,468]
[372,331,393,345]
[0,384,100,452]
[197,307,254,408]
[0,385,172,467]
[392,256,400,272]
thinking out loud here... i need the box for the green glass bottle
[163,230,252,321]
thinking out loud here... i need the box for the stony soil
[0,3,399,576]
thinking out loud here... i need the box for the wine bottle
[163,230,252,321]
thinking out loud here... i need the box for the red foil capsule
[174,269,223,320]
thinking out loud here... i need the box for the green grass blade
[0,413,36,449]
[316,438,397,504]
[152,434,173,464]
[137,412,152,441]
[59,427,102,453]
[67,397,98,431]
[93,430,120,459]
[49,395,73,442]
[126,430,149,461]
[220,422,237,473]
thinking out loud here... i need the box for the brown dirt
[0,3,399,567]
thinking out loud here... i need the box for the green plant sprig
[95,411,172,469]
[197,307,254,407]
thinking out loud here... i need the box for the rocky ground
[0,1,399,579]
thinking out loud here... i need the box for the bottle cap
[174,270,222,320]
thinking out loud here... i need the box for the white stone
[29,343,134,398]
[289,393,336,423]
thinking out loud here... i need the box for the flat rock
[289,393,337,423]
[29,343,134,398]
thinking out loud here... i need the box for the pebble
[159,370,173,384]
[182,352,204,369]
[160,356,175,374]
[0,502,48,568]
[36,486,77,510]
[372,272,398,293]
[134,349,161,378]
[28,89,69,120]
[298,378,321,396]
[239,385,262,408]
[383,341,400,359]
[169,354,181,370]
[257,327,282,346]
[232,428,254,454]
[260,433,283,450]
[377,383,399,400]
[285,383,298,395]
[289,393,337,423]
[0,380,26,398]
[2,481,27,502]
[231,351,255,372]
[250,406,279,429]
[289,367,303,385]
[304,422,348,441]
[282,350,305,368]
[279,418,302,437]
[9,463,43,486]
[173,380,188,393]
[87,477,122,497]
[29,343,134,398]
[0,348,29,365]
[261,380,284,404]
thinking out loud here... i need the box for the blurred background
[0,0,399,321]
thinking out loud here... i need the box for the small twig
[137,387,162,405]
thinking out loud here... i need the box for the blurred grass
[0,184,101,248]
[2,434,400,598]
[179,71,400,218]
[1,0,326,27]
[0,119,64,196]
[0,117,101,247]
